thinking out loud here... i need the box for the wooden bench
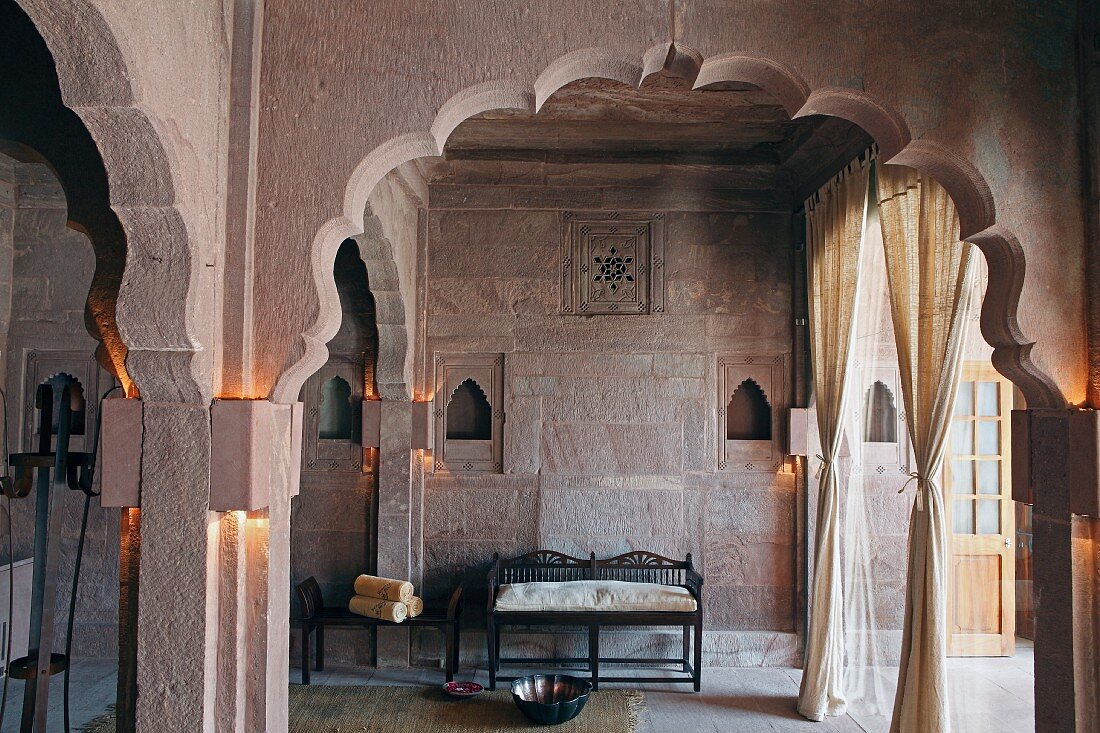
[293,577,462,683]
[486,550,703,691]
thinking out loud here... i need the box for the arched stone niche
[717,354,786,472]
[859,367,911,475]
[432,353,504,473]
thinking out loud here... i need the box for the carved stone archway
[10,3,217,732]
[268,41,1071,733]
[15,0,206,403]
[274,43,1066,412]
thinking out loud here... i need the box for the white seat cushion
[494,579,697,613]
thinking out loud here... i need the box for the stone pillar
[375,400,414,666]
[134,400,296,733]
[116,508,140,733]
[1029,409,1084,732]
[1071,516,1100,730]
[135,403,218,732]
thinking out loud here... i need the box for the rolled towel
[353,574,414,603]
[349,595,407,623]
[405,596,424,618]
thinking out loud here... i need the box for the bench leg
[316,625,325,671]
[452,622,461,679]
[683,625,691,673]
[301,626,311,685]
[487,617,497,691]
[444,624,455,682]
[693,617,702,692]
[589,625,599,691]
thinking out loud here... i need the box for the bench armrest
[685,564,704,603]
[486,552,501,617]
[447,585,463,621]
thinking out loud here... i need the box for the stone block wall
[0,154,118,658]
[419,197,801,666]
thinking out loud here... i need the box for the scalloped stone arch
[273,44,1067,411]
[16,0,205,402]
[352,204,413,400]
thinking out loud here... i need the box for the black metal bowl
[510,674,592,725]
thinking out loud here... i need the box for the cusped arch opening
[446,379,492,441]
[318,375,354,440]
[863,381,898,444]
[1,3,132,393]
[726,379,772,441]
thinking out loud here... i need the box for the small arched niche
[446,378,492,441]
[726,379,772,441]
[433,353,505,473]
[318,375,354,440]
[863,380,898,443]
[43,372,86,436]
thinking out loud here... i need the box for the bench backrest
[497,550,594,584]
[295,576,325,620]
[493,550,695,587]
[596,551,690,586]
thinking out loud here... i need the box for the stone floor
[0,641,1034,732]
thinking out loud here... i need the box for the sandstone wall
[419,193,800,665]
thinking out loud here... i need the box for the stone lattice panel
[560,211,665,315]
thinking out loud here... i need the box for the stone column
[1029,408,1085,732]
[134,400,297,733]
[116,508,140,733]
[375,400,414,666]
[135,403,218,732]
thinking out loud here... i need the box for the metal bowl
[510,674,592,725]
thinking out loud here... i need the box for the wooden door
[944,363,1015,657]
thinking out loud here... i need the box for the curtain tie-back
[898,471,935,512]
[813,453,829,479]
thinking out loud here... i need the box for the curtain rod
[804,144,878,211]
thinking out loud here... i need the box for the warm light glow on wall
[418,448,433,470]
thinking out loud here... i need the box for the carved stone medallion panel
[560,211,666,315]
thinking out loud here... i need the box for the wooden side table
[293,577,462,683]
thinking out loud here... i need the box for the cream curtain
[797,157,870,722]
[842,194,892,717]
[877,165,976,733]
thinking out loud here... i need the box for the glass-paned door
[944,362,1015,656]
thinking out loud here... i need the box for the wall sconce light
[411,401,432,450]
[362,399,381,448]
[787,407,811,457]
[99,397,143,508]
[1010,409,1032,506]
[210,399,304,512]
[1068,409,1100,516]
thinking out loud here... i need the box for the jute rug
[81,685,644,733]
